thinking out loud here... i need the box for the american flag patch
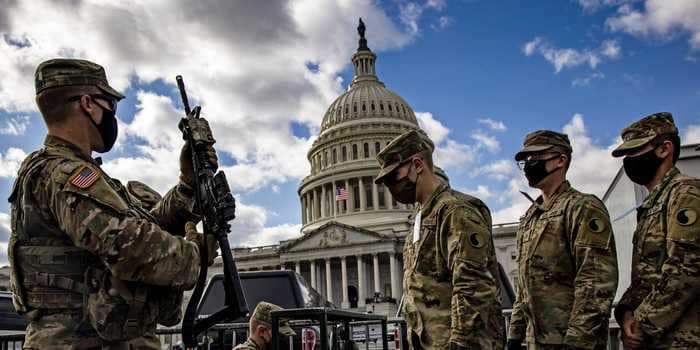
[70,166,100,189]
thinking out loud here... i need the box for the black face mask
[389,163,417,204]
[90,102,118,153]
[523,157,558,187]
[623,147,664,185]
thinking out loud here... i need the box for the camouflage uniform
[508,131,619,350]
[8,59,201,349]
[612,113,700,349]
[376,130,505,350]
[234,302,296,350]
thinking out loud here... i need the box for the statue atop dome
[358,18,369,51]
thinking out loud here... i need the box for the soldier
[8,58,219,349]
[374,129,505,350]
[234,302,296,350]
[612,112,700,349]
[506,131,618,350]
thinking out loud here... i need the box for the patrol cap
[375,129,434,185]
[612,112,678,157]
[35,58,125,100]
[251,301,296,336]
[515,130,572,161]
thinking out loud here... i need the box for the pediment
[282,221,384,252]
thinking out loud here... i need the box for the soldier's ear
[655,140,673,159]
[412,156,424,174]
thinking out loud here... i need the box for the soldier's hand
[622,311,644,350]
[180,143,219,187]
[506,339,524,350]
[185,221,219,266]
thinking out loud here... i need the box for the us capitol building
[212,21,521,316]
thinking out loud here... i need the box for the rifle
[176,75,249,348]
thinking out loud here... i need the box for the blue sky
[0,0,699,256]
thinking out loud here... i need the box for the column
[307,194,312,222]
[357,255,366,307]
[312,190,318,221]
[384,185,392,209]
[301,198,305,225]
[332,180,337,217]
[295,261,301,275]
[359,177,367,211]
[310,260,317,289]
[325,258,333,303]
[372,253,381,295]
[341,256,349,309]
[389,253,400,301]
[321,185,327,218]
[372,181,379,211]
[346,179,353,213]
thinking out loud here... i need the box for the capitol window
[380,102,384,111]
[332,149,337,164]
[352,144,358,160]
[342,146,347,161]
[374,142,380,155]
[365,178,373,209]
[363,143,369,158]
[378,184,386,208]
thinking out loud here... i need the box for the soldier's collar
[534,180,571,212]
[420,182,449,217]
[640,167,680,209]
[44,135,102,166]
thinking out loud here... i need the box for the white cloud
[607,1,700,49]
[0,115,30,135]
[416,112,450,144]
[0,213,9,265]
[426,0,447,11]
[460,185,493,200]
[492,177,535,224]
[473,159,516,181]
[601,40,622,58]
[431,16,454,31]
[229,203,301,247]
[577,0,640,12]
[471,131,500,153]
[684,124,700,144]
[434,139,477,171]
[0,147,27,178]
[572,72,606,87]
[400,2,424,35]
[478,118,507,132]
[522,37,622,73]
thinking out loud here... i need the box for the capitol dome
[298,19,426,235]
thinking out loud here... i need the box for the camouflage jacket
[8,136,201,349]
[614,167,700,349]
[402,183,505,350]
[507,181,618,349]
[234,338,261,350]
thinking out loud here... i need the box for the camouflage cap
[514,130,572,161]
[374,129,434,184]
[35,58,125,100]
[612,112,678,157]
[252,301,296,337]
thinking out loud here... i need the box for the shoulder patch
[668,192,700,244]
[69,165,100,189]
[574,200,612,249]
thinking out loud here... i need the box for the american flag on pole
[335,186,349,201]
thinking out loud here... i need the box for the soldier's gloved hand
[185,221,219,266]
[180,118,218,187]
[506,339,524,350]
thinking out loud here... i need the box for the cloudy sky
[1,0,699,263]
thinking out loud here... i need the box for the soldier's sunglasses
[517,153,561,170]
[67,94,117,113]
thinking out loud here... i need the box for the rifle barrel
[176,75,192,115]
